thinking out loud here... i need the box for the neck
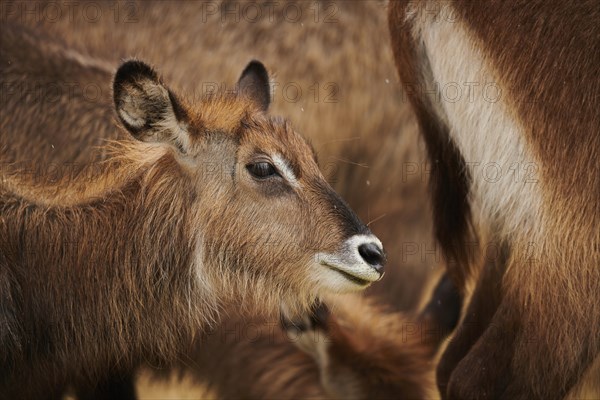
[0,142,212,379]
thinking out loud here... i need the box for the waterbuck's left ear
[237,60,271,112]
[113,60,189,151]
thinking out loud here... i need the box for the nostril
[358,243,386,272]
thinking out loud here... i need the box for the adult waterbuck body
[0,59,385,398]
[389,0,600,398]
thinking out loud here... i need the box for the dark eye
[246,162,278,179]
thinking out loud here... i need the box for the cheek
[244,204,316,265]
[206,192,341,270]
[212,202,299,257]
[268,198,350,256]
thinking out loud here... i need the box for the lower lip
[322,263,373,286]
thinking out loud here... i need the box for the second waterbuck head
[112,60,386,309]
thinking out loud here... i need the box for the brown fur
[278,273,461,400]
[183,274,460,400]
[0,22,117,169]
[389,0,600,398]
[317,303,436,400]
[1,24,384,399]
[2,2,444,397]
[1,0,433,311]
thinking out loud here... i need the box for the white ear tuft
[117,92,146,129]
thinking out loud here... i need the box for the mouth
[321,262,378,286]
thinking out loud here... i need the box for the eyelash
[246,161,279,179]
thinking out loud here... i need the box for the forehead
[240,116,317,165]
[187,95,318,170]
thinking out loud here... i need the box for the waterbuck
[0,58,385,398]
[389,0,600,398]
[166,273,461,399]
[279,274,461,400]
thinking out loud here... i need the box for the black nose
[358,242,386,273]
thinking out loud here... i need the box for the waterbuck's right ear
[113,60,189,150]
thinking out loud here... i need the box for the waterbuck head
[113,59,386,308]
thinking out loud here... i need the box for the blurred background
[2,1,446,398]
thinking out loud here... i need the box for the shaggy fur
[389,0,600,398]
[1,0,431,310]
[184,273,461,400]
[279,274,461,400]
[2,2,446,397]
[1,26,382,398]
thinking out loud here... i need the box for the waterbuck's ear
[113,60,189,150]
[237,60,271,112]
